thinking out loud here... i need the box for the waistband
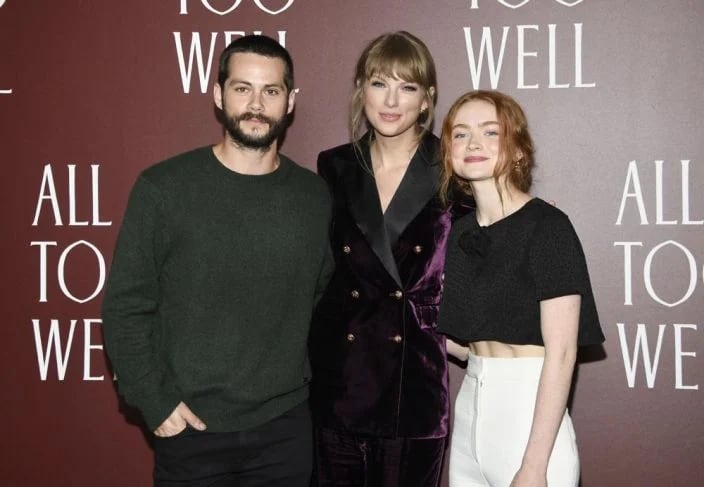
[466,354,544,382]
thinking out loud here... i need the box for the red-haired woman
[437,91,604,487]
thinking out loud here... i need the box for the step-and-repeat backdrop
[2,1,702,485]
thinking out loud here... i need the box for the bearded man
[102,35,332,487]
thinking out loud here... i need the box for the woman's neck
[370,129,421,172]
[471,179,531,226]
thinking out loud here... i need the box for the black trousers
[313,427,446,487]
[153,401,312,487]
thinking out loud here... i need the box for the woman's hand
[446,338,469,360]
[510,464,547,487]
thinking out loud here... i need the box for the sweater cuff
[141,394,183,432]
[120,380,183,432]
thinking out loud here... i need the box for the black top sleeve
[528,211,604,345]
[529,212,591,300]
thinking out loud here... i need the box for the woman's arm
[446,338,469,361]
[511,294,580,487]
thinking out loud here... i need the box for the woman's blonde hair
[349,31,437,146]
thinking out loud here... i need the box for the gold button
[347,333,356,342]
[413,245,423,254]
[343,245,351,254]
[391,290,402,300]
[392,335,402,343]
[351,290,360,299]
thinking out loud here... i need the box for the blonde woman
[309,32,470,486]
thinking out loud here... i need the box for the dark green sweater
[102,146,332,432]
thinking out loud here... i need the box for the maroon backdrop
[2,1,702,486]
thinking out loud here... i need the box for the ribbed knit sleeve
[101,175,181,431]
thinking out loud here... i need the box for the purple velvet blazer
[310,133,469,439]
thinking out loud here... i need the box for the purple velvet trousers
[314,427,446,487]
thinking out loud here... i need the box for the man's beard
[223,110,289,151]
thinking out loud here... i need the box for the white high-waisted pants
[449,355,579,487]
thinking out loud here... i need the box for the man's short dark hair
[218,35,294,92]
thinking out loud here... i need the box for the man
[102,35,332,486]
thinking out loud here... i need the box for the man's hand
[153,402,207,437]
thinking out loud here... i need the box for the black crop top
[437,198,604,346]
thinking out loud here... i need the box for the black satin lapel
[384,133,440,247]
[342,141,402,286]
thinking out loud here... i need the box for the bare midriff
[469,340,545,358]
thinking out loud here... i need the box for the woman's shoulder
[521,197,571,225]
[418,131,441,159]
[318,141,356,161]
[317,141,364,177]
[519,198,583,251]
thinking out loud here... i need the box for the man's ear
[213,83,223,110]
[287,88,298,114]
